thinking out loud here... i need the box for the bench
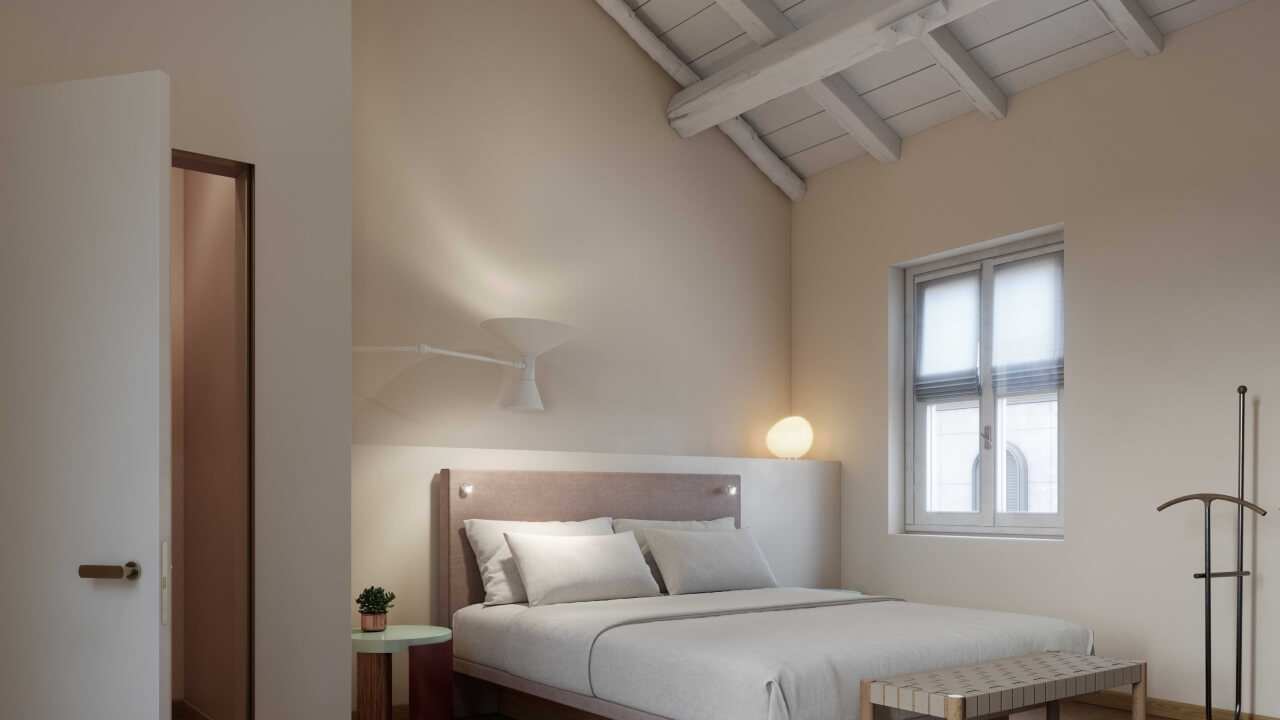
[861,652,1147,720]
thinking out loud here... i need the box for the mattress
[453,601,529,670]
[453,588,1093,720]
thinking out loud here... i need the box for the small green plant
[356,586,396,615]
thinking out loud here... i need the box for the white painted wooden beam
[593,0,806,201]
[716,0,901,163]
[716,0,792,45]
[917,25,1006,121]
[1089,0,1163,58]
[666,0,1003,138]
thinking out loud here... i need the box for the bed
[439,469,1092,720]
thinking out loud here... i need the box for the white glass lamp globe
[766,416,813,459]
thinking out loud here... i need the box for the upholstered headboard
[438,469,741,625]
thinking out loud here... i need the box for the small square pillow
[463,517,613,605]
[612,517,736,592]
[644,527,778,595]
[504,531,661,607]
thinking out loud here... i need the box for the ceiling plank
[716,0,901,163]
[593,0,807,200]
[917,25,1007,120]
[1089,0,1163,57]
[666,0,1004,138]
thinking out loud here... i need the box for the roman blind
[992,251,1064,394]
[914,271,980,401]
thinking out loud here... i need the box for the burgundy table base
[409,639,453,720]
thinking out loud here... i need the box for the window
[905,234,1063,535]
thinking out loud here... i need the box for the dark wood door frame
[171,148,255,720]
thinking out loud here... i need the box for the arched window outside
[971,443,1030,512]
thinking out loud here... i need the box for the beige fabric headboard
[439,469,741,625]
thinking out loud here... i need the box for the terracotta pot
[360,613,387,632]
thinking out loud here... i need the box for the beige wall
[352,444,841,706]
[0,3,353,717]
[353,0,792,458]
[792,1,1278,714]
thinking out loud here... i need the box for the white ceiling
[621,0,1251,178]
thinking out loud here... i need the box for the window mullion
[978,260,996,526]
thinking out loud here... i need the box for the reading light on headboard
[353,317,578,412]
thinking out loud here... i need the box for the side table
[352,624,453,720]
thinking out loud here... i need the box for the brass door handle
[78,562,141,580]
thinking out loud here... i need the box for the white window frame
[904,233,1064,537]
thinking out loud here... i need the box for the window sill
[902,528,1064,541]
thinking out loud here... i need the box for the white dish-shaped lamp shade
[766,416,813,459]
[481,318,578,356]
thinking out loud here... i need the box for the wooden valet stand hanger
[1157,387,1268,720]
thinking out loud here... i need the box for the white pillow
[612,517,736,592]
[504,531,661,607]
[463,517,613,605]
[645,528,778,595]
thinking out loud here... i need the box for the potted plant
[356,586,396,632]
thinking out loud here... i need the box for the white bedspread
[456,588,1093,720]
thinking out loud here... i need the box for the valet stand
[1157,387,1268,720]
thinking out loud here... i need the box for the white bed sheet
[453,601,529,671]
[452,588,1093,720]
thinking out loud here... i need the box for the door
[0,71,171,719]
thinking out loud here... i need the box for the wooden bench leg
[945,695,966,720]
[1047,700,1060,720]
[861,678,873,720]
[1133,662,1148,720]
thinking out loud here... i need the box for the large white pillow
[463,517,613,605]
[645,527,778,595]
[612,517,736,592]
[504,531,661,607]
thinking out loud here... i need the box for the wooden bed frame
[438,468,741,720]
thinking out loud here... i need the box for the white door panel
[0,71,170,720]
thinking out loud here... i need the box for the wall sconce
[354,317,577,412]
[766,416,813,459]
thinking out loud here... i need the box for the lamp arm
[354,344,525,369]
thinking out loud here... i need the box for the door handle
[981,425,993,450]
[78,562,140,580]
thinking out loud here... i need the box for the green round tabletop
[350,624,452,654]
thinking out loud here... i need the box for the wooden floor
[1012,703,1170,720]
[460,699,1167,720]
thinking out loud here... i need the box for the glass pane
[992,253,1063,372]
[925,399,979,513]
[997,392,1059,514]
[917,272,980,380]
